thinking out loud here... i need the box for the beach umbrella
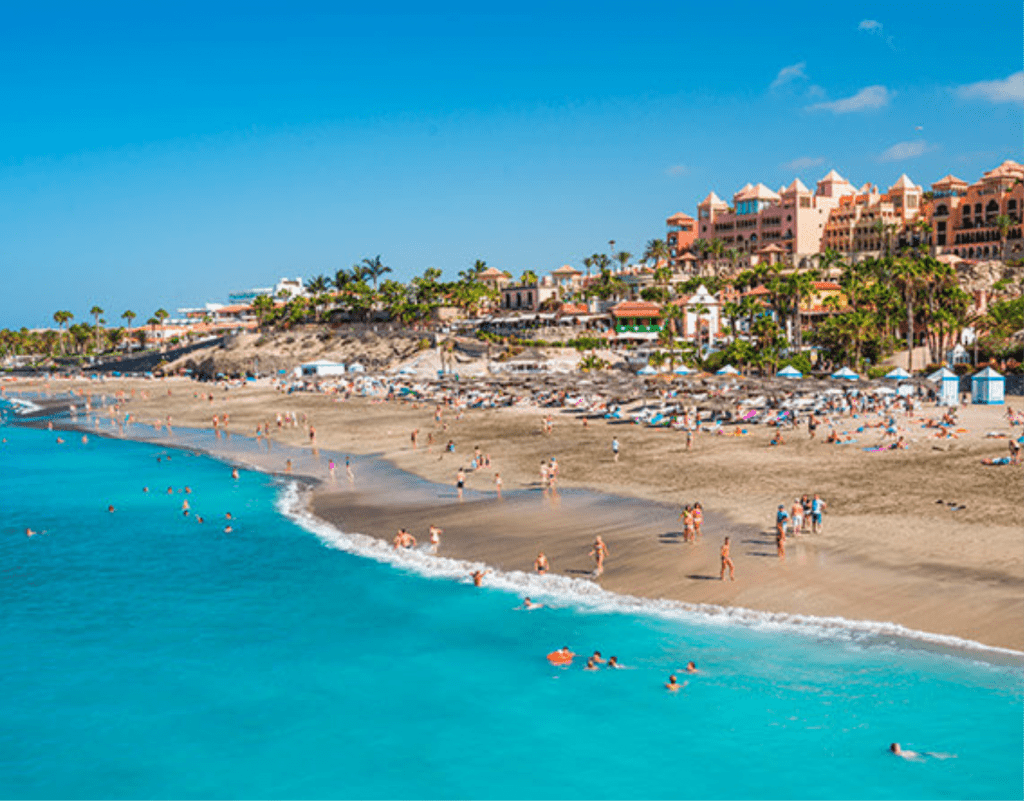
[884,367,911,380]
[830,367,859,380]
[637,365,657,375]
[673,365,693,375]
[777,365,802,378]
[716,365,739,375]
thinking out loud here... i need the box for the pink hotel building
[683,160,1023,266]
[694,171,859,265]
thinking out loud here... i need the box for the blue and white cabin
[971,367,1005,405]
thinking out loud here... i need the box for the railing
[615,324,661,333]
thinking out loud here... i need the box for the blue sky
[1,1,1021,328]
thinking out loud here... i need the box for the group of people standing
[774,494,827,559]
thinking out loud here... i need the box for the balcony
[615,323,661,334]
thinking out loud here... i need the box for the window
[974,203,982,214]
[799,197,811,208]
[1009,199,1018,210]
[907,195,917,208]
[936,204,948,216]
[527,292,533,306]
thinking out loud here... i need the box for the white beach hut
[673,365,693,375]
[830,367,859,380]
[927,367,960,406]
[884,367,911,380]
[971,367,1005,405]
[300,359,346,378]
[777,365,802,378]
[716,365,739,376]
[637,365,657,375]
[348,363,366,373]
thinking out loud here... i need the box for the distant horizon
[2,2,1020,329]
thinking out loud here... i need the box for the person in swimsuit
[692,502,704,538]
[665,675,684,692]
[590,651,605,665]
[790,499,803,536]
[685,661,698,673]
[611,437,619,463]
[720,537,735,581]
[590,536,610,576]
[679,505,695,544]
[494,472,503,499]
[522,597,543,610]
[584,658,599,671]
[470,569,490,587]
[456,468,466,501]
[535,552,549,574]
[606,656,620,669]
[428,525,442,554]
[775,505,788,558]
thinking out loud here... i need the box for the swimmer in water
[224,525,233,533]
[522,597,543,610]
[606,656,620,669]
[471,569,490,587]
[142,487,149,493]
[107,505,115,513]
[684,661,698,673]
[590,651,605,665]
[666,675,684,692]
[231,468,239,480]
[584,658,599,671]
[25,528,38,537]
[889,743,955,761]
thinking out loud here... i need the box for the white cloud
[782,156,826,171]
[878,140,937,162]
[857,19,896,49]
[665,164,688,177]
[806,84,826,98]
[956,72,1024,104]
[770,62,808,91]
[807,85,892,113]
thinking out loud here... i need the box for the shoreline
[6,378,1023,654]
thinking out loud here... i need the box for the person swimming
[606,656,620,669]
[522,597,543,610]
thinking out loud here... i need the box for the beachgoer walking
[429,525,442,554]
[494,472,503,499]
[345,456,354,484]
[328,459,336,480]
[811,494,826,534]
[590,536,609,577]
[456,468,466,501]
[790,499,803,537]
[611,437,620,462]
[719,536,735,580]
[775,505,788,559]
[693,502,704,538]
[679,505,695,543]
[411,429,419,449]
[535,552,549,574]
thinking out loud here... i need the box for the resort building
[665,212,697,268]
[695,172,852,267]
[476,267,511,292]
[821,175,923,255]
[923,160,1024,260]
[500,275,559,312]
[228,277,306,304]
[669,284,723,346]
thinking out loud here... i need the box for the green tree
[995,214,1013,260]
[52,310,73,355]
[90,306,104,353]
[519,270,538,285]
[251,294,275,329]
[360,255,392,290]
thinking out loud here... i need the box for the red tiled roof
[745,286,770,296]
[813,281,842,290]
[557,303,588,316]
[610,301,662,318]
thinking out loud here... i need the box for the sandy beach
[6,375,1023,652]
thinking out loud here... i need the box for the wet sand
[6,375,1023,651]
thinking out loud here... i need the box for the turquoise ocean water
[1,407,1022,799]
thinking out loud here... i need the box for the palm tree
[519,270,538,285]
[722,300,743,342]
[52,310,73,355]
[333,267,355,292]
[891,256,923,372]
[121,310,136,349]
[785,270,817,351]
[306,274,330,322]
[90,306,104,353]
[360,255,392,290]
[251,294,275,329]
[995,214,1013,260]
[706,238,726,275]
[153,309,169,350]
[643,238,670,269]
[616,251,633,273]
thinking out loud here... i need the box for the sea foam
[276,480,1023,662]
